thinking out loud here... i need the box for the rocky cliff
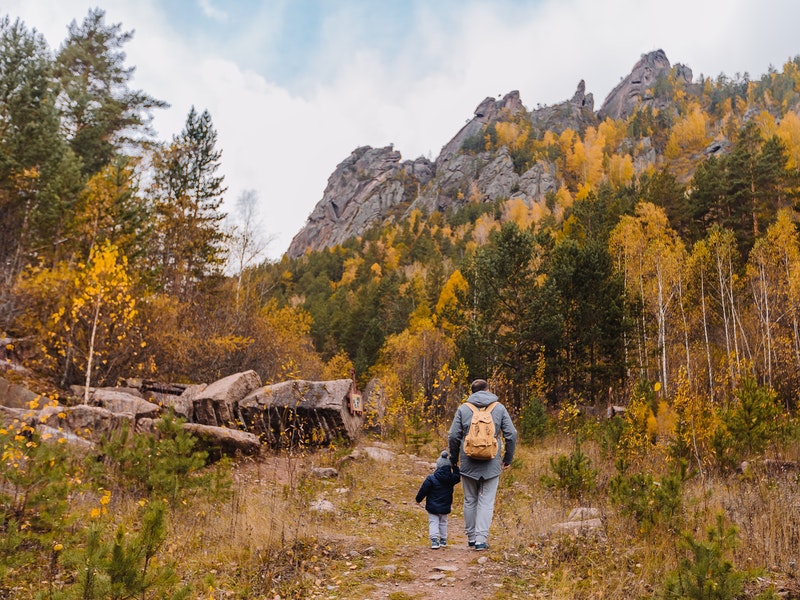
[286,146,433,257]
[286,49,688,258]
[598,49,693,120]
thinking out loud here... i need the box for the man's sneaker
[467,540,476,549]
[430,538,440,549]
[474,542,489,551]
[439,538,447,548]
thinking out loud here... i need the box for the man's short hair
[471,379,488,393]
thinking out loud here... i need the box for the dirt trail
[365,516,507,600]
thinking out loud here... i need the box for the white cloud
[197,0,227,22]
[5,0,800,259]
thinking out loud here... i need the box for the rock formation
[0,372,367,458]
[598,49,693,121]
[286,146,434,258]
[286,49,696,258]
[529,80,597,135]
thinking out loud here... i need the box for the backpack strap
[485,401,499,413]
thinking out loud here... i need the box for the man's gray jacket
[448,389,517,480]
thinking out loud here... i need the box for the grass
[4,422,800,599]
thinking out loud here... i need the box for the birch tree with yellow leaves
[610,202,687,394]
[71,240,137,401]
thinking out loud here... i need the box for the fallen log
[239,379,364,447]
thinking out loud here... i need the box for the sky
[4,0,800,260]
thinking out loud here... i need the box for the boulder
[312,467,339,478]
[193,370,261,427]
[92,389,161,419]
[151,383,204,421]
[0,376,40,409]
[36,424,94,449]
[309,499,336,513]
[551,518,604,535]
[552,506,604,536]
[239,379,364,445]
[71,385,144,402]
[568,507,602,521]
[181,423,260,456]
[0,404,32,425]
[38,404,133,443]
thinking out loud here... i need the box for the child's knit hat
[436,451,450,468]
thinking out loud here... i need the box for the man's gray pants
[461,474,499,545]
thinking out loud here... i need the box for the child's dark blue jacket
[415,464,461,514]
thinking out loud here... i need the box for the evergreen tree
[459,222,548,409]
[0,16,82,290]
[54,8,167,176]
[148,107,227,299]
[547,239,627,403]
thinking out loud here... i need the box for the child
[415,450,461,549]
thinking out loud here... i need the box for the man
[448,379,517,550]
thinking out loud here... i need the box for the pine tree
[54,8,166,176]
[149,107,228,299]
[0,17,81,289]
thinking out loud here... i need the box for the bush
[609,462,684,532]
[541,435,597,502]
[712,377,785,471]
[90,414,216,502]
[661,514,746,600]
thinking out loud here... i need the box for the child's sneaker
[439,538,447,548]
[430,538,440,549]
[468,540,476,548]
[474,542,489,551]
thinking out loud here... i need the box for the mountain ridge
[286,48,684,258]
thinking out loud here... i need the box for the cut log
[239,379,364,446]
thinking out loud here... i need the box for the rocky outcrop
[598,49,692,121]
[283,50,700,258]
[286,146,434,258]
[515,161,558,200]
[0,372,367,457]
[437,91,526,162]
[529,80,597,135]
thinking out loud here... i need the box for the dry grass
[154,430,799,598]
[27,430,798,599]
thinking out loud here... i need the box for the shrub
[711,377,785,471]
[609,462,684,532]
[541,435,597,502]
[661,514,746,600]
[91,414,215,502]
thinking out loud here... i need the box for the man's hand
[501,462,511,471]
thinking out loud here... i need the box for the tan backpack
[463,402,499,460]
